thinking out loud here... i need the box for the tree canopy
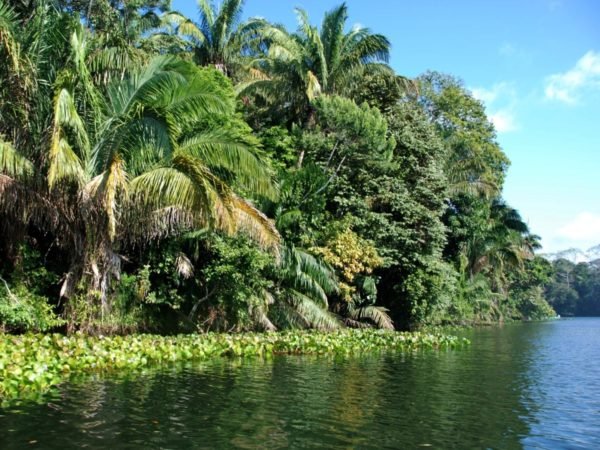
[0,0,555,334]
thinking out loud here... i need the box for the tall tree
[418,71,509,199]
[239,3,391,124]
[160,0,254,75]
[55,1,171,84]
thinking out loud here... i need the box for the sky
[171,0,600,252]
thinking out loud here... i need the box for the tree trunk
[62,240,121,333]
[296,149,305,169]
[297,105,317,169]
[88,242,121,326]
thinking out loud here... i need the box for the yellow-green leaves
[312,229,383,301]
[0,1,21,72]
[305,70,322,101]
[0,138,33,179]
[48,89,89,189]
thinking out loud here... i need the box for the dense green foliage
[0,0,555,336]
[0,329,468,403]
[545,259,600,316]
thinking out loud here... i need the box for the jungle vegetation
[545,259,600,316]
[0,0,556,335]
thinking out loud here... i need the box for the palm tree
[264,245,341,331]
[1,18,279,330]
[0,0,62,149]
[444,145,502,199]
[0,1,19,72]
[463,200,535,294]
[159,0,257,76]
[238,3,391,123]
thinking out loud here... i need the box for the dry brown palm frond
[0,174,62,232]
[175,252,194,279]
[230,194,280,256]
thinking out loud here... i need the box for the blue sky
[172,0,600,252]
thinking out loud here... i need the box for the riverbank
[0,330,468,405]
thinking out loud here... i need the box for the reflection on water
[1,319,599,449]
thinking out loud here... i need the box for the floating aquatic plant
[0,330,469,405]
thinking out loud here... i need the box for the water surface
[1,318,600,449]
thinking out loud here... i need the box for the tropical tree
[465,201,533,281]
[0,0,20,72]
[418,71,510,199]
[53,1,173,85]
[1,0,79,270]
[347,68,419,114]
[239,2,392,123]
[160,0,257,76]
[0,0,70,148]
[60,0,169,44]
[0,22,279,330]
[1,0,556,332]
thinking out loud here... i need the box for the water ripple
[1,319,600,448]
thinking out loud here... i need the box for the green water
[1,318,600,449]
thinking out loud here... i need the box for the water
[1,318,600,449]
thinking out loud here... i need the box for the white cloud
[489,110,518,133]
[544,51,600,104]
[540,212,600,252]
[471,87,499,104]
[470,82,518,133]
[557,212,600,242]
[471,82,515,105]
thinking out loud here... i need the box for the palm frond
[348,305,394,330]
[305,70,322,101]
[214,0,244,51]
[0,0,21,72]
[177,131,277,199]
[287,289,341,331]
[275,208,302,229]
[295,7,327,89]
[127,154,280,252]
[48,88,88,188]
[281,246,338,301]
[128,161,227,235]
[86,155,128,242]
[197,0,216,31]
[230,194,280,254]
[119,116,173,176]
[163,78,233,135]
[87,43,146,85]
[175,252,195,279]
[162,11,206,44]
[48,122,85,189]
[251,289,277,331]
[0,138,33,179]
[321,3,347,73]
[69,27,98,102]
